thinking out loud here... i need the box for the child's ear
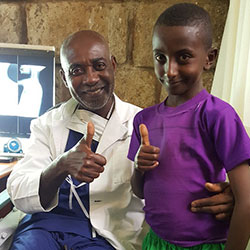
[204,48,218,70]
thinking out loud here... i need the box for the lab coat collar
[96,95,128,154]
[54,94,130,154]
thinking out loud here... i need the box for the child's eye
[155,54,166,64]
[94,62,106,71]
[179,54,191,63]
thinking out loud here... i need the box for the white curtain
[211,0,250,136]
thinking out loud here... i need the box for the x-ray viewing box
[0,43,55,138]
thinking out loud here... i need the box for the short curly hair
[154,3,213,49]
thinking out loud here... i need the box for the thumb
[139,124,150,146]
[85,121,95,148]
[205,182,229,193]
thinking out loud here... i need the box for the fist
[60,122,106,183]
[134,124,160,174]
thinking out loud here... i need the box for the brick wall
[0,0,229,108]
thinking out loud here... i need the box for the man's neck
[78,95,115,119]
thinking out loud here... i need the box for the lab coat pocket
[111,139,133,185]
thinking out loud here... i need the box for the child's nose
[166,60,177,78]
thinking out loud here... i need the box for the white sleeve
[6,117,59,213]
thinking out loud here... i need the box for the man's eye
[69,67,84,76]
[155,54,166,64]
[94,62,106,71]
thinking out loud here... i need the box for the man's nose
[84,67,99,84]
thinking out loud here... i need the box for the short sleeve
[212,106,250,171]
[127,112,143,162]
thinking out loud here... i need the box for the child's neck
[165,87,204,107]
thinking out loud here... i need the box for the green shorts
[142,228,225,250]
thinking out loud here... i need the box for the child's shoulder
[202,93,240,125]
[205,94,236,114]
[133,103,161,127]
[134,103,160,119]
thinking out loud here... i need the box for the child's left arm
[130,124,160,199]
[225,161,250,250]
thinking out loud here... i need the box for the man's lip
[82,87,104,95]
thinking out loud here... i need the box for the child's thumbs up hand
[134,124,160,174]
[60,122,106,183]
[140,123,150,146]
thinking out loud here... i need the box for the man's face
[152,25,213,104]
[61,34,116,113]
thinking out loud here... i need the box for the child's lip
[168,80,182,85]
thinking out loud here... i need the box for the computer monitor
[0,43,55,138]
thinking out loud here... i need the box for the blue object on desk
[3,138,23,154]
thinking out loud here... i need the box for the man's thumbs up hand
[85,121,94,148]
[134,124,160,174]
[77,121,94,150]
[60,122,106,183]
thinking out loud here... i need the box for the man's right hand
[60,122,106,183]
[39,122,106,208]
[191,182,234,220]
[134,124,160,174]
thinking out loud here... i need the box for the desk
[0,161,16,218]
[0,161,25,250]
[0,161,17,179]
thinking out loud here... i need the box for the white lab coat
[7,94,147,250]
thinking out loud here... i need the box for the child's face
[152,25,214,104]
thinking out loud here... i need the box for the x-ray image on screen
[18,65,45,117]
[0,63,45,118]
[0,62,18,116]
[0,44,55,138]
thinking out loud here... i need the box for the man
[7,30,233,250]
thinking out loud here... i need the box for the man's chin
[78,100,107,112]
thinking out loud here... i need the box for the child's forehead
[153,21,211,49]
[153,24,203,35]
[153,25,204,40]
[152,25,207,51]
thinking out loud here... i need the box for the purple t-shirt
[128,89,250,247]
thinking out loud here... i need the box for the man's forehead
[66,40,109,62]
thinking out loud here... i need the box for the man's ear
[59,68,68,88]
[204,48,218,70]
[111,55,117,72]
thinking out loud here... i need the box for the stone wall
[0,0,229,108]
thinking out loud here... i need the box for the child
[128,3,250,250]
